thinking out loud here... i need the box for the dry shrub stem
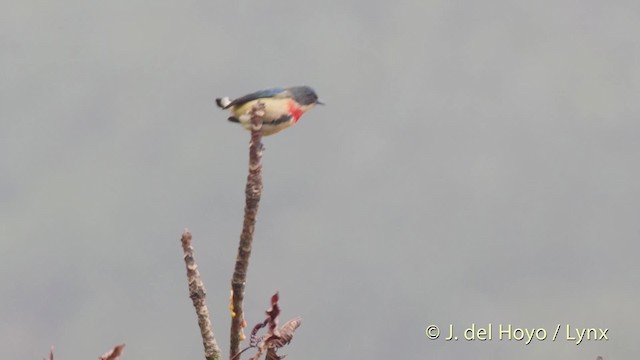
[181,229,222,360]
[230,102,266,359]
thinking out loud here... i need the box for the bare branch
[230,102,266,359]
[98,344,125,360]
[181,229,222,360]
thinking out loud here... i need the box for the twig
[181,229,222,360]
[99,344,125,360]
[44,346,54,360]
[230,102,266,359]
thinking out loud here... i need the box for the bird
[216,86,323,136]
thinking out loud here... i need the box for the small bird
[216,86,323,136]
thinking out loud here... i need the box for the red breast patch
[288,101,305,123]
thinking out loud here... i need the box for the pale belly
[231,98,296,136]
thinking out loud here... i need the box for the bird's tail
[215,97,232,109]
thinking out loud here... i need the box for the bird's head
[288,86,324,110]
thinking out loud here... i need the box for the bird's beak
[316,100,325,105]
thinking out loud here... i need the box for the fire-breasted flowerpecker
[215,86,323,136]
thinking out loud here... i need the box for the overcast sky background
[1,1,638,359]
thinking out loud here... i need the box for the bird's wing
[227,88,287,107]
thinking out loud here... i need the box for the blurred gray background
[1,1,638,359]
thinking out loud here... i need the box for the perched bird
[216,86,323,136]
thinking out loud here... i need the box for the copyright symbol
[426,325,440,339]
